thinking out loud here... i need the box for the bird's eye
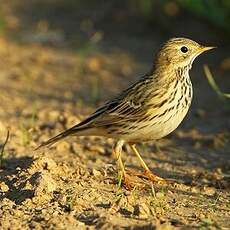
[181,46,188,53]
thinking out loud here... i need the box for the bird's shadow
[0,156,34,204]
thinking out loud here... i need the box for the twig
[0,130,10,168]
[203,65,230,99]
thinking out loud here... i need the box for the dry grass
[203,65,230,99]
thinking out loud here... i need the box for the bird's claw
[126,169,167,184]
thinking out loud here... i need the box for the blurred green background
[139,0,230,33]
[1,0,230,32]
[1,0,229,94]
[0,0,229,83]
[1,0,230,42]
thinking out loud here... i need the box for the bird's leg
[112,149,125,183]
[113,140,135,190]
[129,144,165,183]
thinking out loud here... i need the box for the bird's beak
[199,46,216,53]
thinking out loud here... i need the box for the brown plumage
[37,38,215,188]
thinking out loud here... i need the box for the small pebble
[32,172,57,196]
[92,169,101,177]
[0,182,9,192]
[203,187,216,196]
[134,203,150,219]
[56,141,71,152]
[71,142,82,154]
[87,145,105,154]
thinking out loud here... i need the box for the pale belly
[120,75,193,142]
[121,106,190,142]
[91,75,193,142]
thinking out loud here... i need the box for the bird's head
[156,37,215,70]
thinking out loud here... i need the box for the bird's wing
[91,100,144,126]
[35,98,145,150]
[36,76,155,149]
[71,78,152,129]
[71,97,144,130]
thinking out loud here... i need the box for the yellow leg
[129,144,165,183]
[112,140,126,182]
[112,140,137,189]
[112,149,125,179]
[129,144,150,171]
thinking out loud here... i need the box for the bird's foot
[123,175,136,190]
[118,174,145,190]
[127,169,166,184]
[143,170,166,184]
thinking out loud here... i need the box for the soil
[0,1,230,229]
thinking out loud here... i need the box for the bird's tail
[35,126,87,150]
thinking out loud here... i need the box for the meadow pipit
[37,38,214,188]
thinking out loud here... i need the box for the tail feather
[35,126,86,150]
[35,103,108,150]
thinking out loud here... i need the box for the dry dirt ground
[0,37,229,229]
[0,3,230,229]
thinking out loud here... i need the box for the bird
[36,38,215,188]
